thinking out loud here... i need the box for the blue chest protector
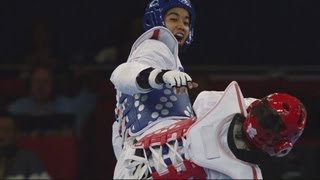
[119,84,194,135]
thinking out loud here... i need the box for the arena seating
[16,135,79,179]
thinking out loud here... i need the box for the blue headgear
[143,0,196,45]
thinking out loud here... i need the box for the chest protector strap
[135,119,207,179]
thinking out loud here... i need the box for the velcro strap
[148,69,163,89]
[135,119,195,149]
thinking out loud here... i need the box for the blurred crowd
[0,17,121,180]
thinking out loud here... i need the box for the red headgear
[243,93,307,157]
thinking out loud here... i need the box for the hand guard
[162,70,192,87]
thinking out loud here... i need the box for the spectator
[8,64,73,117]
[0,110,51,179]
[8,64,98,137]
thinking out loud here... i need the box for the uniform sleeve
[110,62,151,95]
[110,40,175,95]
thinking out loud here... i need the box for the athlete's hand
[162,70,198,94]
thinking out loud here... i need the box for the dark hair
[250,99,284,133]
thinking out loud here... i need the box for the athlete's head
[243,93,307,157]
[143,0,195,46]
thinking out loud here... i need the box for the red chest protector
[135,119,207,179]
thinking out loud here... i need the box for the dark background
[1,0,320,65]
[0,0,319,179]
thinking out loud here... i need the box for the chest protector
[120,83,194,136]
[186,81,263,179]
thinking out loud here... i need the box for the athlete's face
[164,7,190,46]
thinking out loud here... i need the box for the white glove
[162,70,192,87]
